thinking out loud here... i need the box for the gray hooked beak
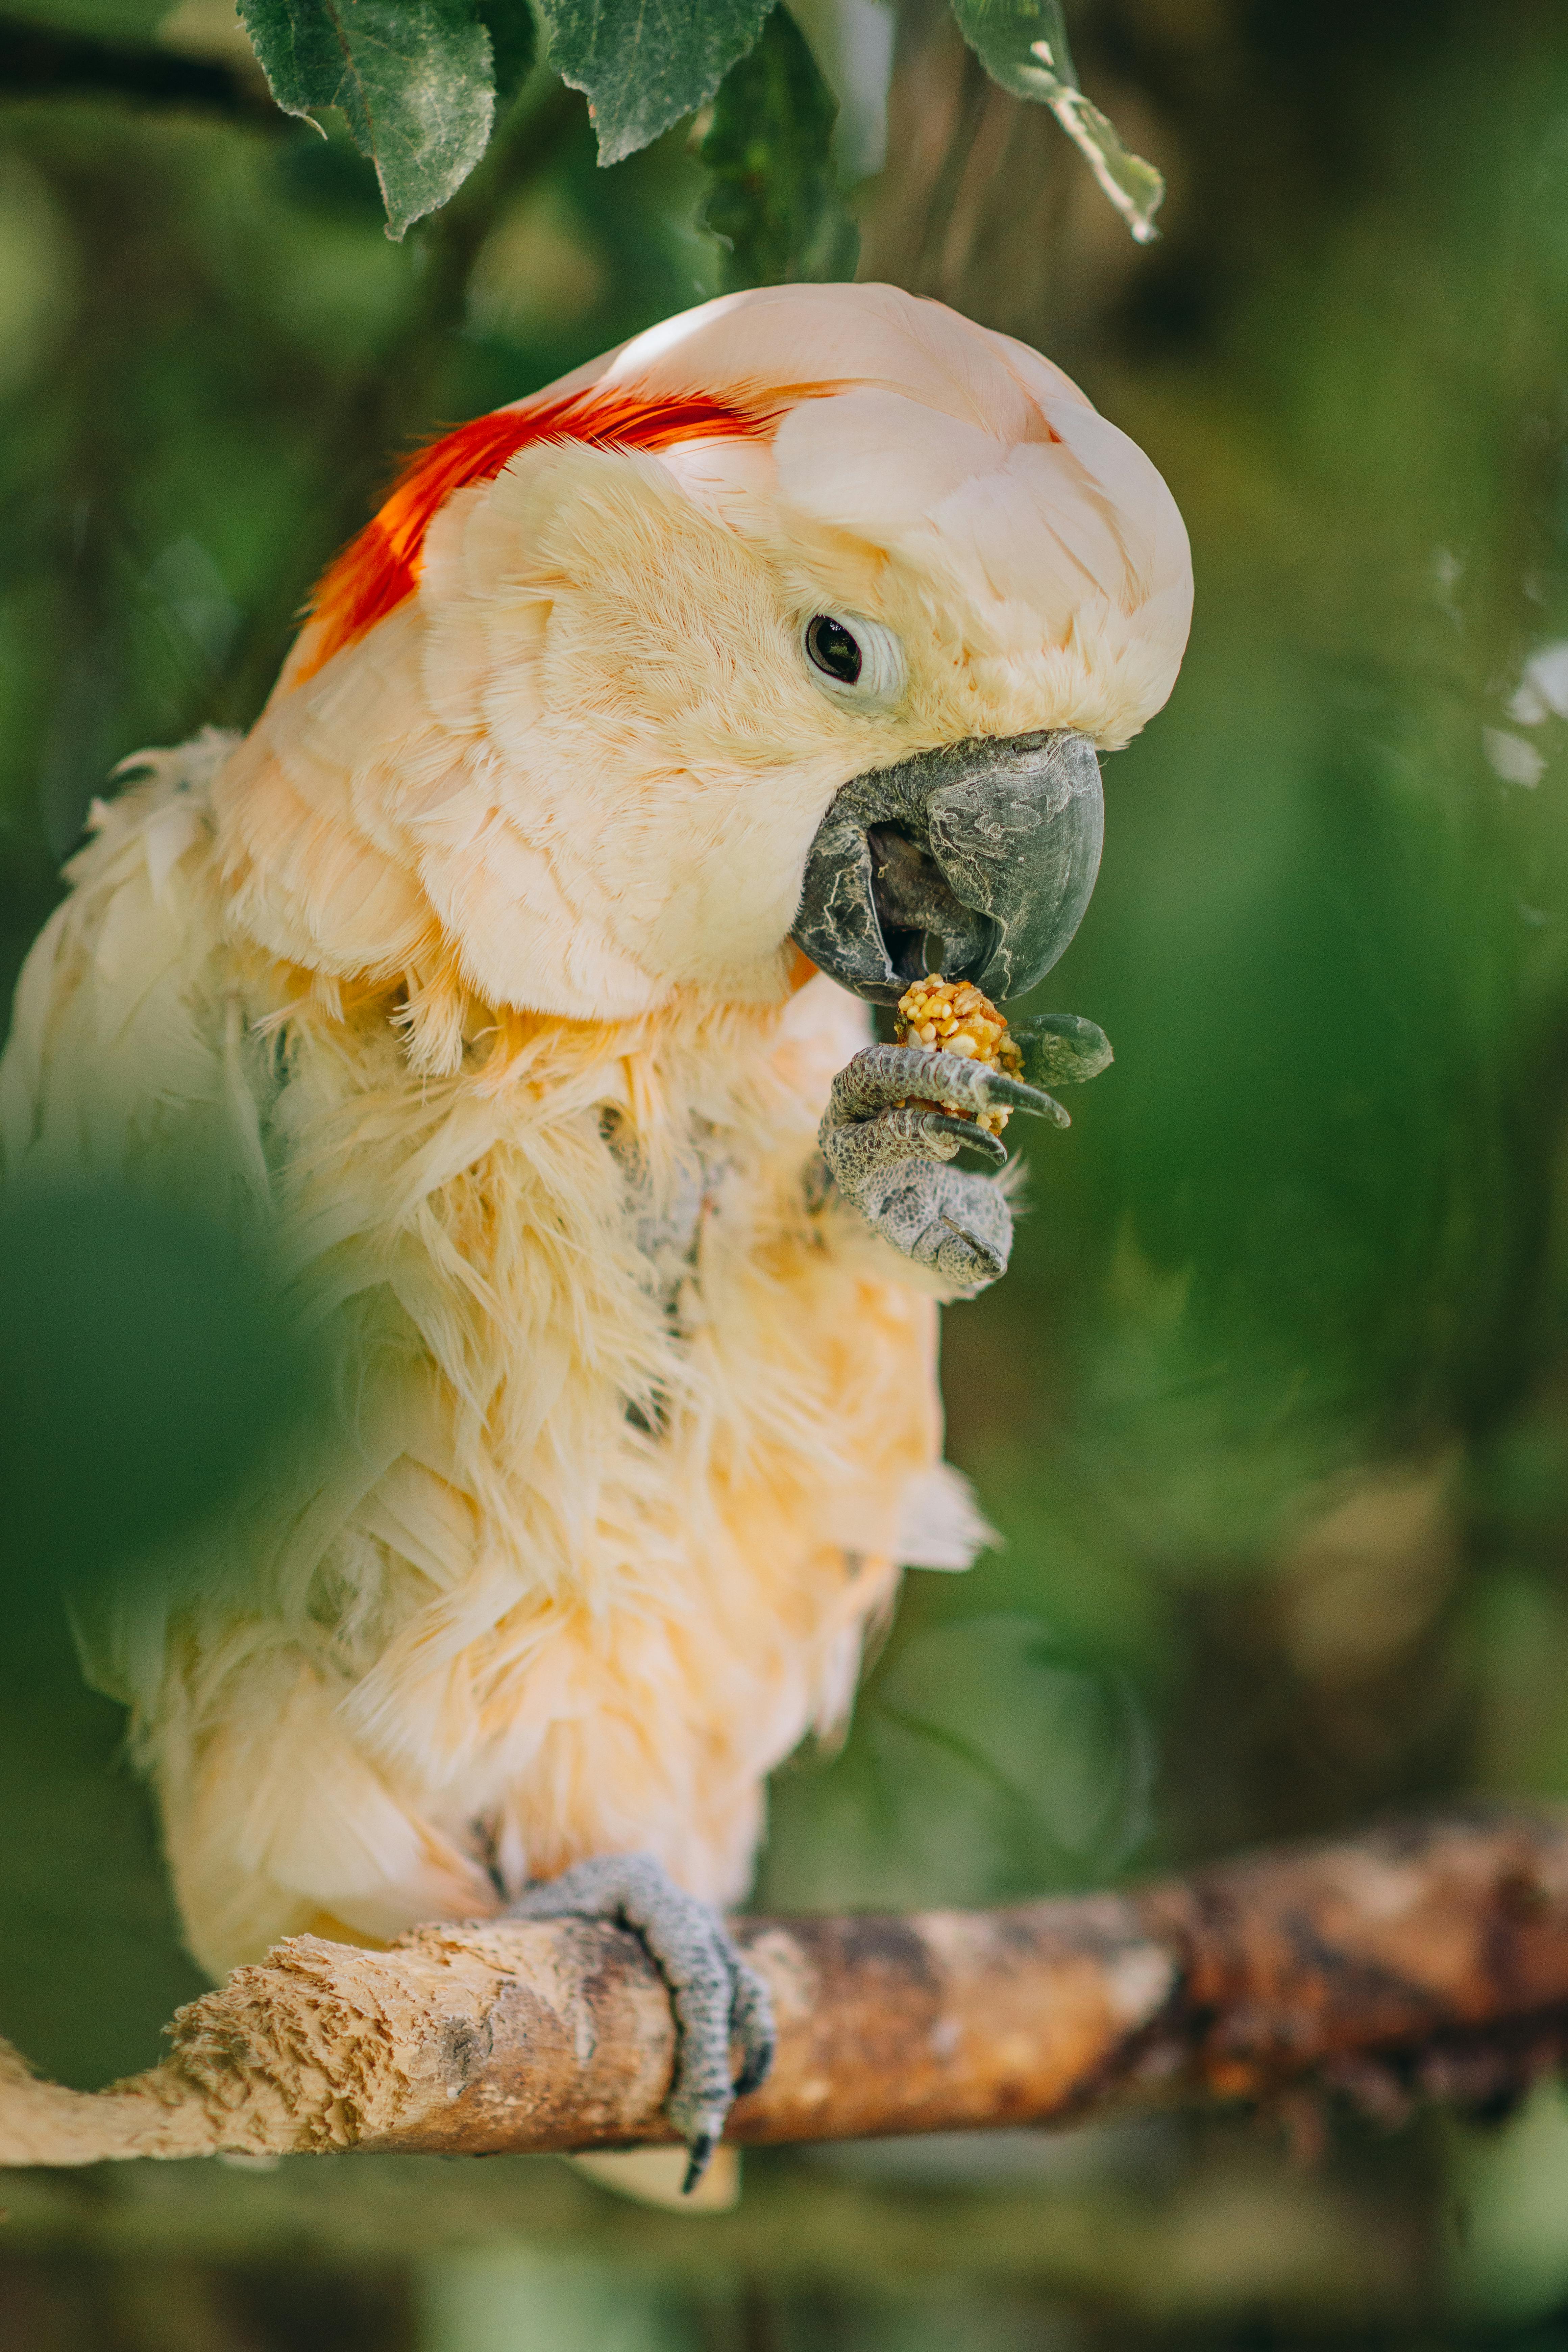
[790,729,1104,1007]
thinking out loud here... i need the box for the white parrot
[0,280,1190,2186]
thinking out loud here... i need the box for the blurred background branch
[0,13,275,121]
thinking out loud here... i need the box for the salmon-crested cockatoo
[0,282,1190,2186]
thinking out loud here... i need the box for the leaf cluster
[234,0,1162,259]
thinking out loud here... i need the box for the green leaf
[698,3,858,290]
[535,0,772,167]
[238,0,496,239]
[948,0,1163,244]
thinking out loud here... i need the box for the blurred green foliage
[229,0,1157,228]
[0,1182,317,1591]
[3,0,1568,2343]
[950,0,1164,242]
[699,4,859,288]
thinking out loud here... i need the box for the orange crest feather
[299,388,773,682]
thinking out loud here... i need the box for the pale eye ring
[800,611,905,706]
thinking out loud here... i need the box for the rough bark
[4,1809,1567,2170]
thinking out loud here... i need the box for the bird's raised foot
[819,1042,1067,1290]
[504,1854,773,2191]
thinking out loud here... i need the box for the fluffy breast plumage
[0,749,979,1970]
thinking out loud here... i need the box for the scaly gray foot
[819,1043,1065,1289]
[505,1854,774,2191]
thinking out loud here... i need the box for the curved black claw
[729,1959,775,2098]
[505,1854,774,2189]
[827,1043,1068,1131]
[682,2135,714,2197]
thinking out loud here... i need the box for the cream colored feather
[0,284,1189,1978]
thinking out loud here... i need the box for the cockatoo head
[255,283,1191,1033]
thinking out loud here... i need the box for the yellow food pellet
[893,973,1020,1136]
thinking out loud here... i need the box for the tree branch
[0,16,277,124]
[4,1809,1567,2169]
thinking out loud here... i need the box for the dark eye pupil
[806,615,862,685]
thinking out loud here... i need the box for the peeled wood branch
[4,1809,1568,2170]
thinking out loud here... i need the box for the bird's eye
[800,611,905,705]
[805,614,862,685]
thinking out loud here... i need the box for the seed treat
[893,976,1024,1136]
